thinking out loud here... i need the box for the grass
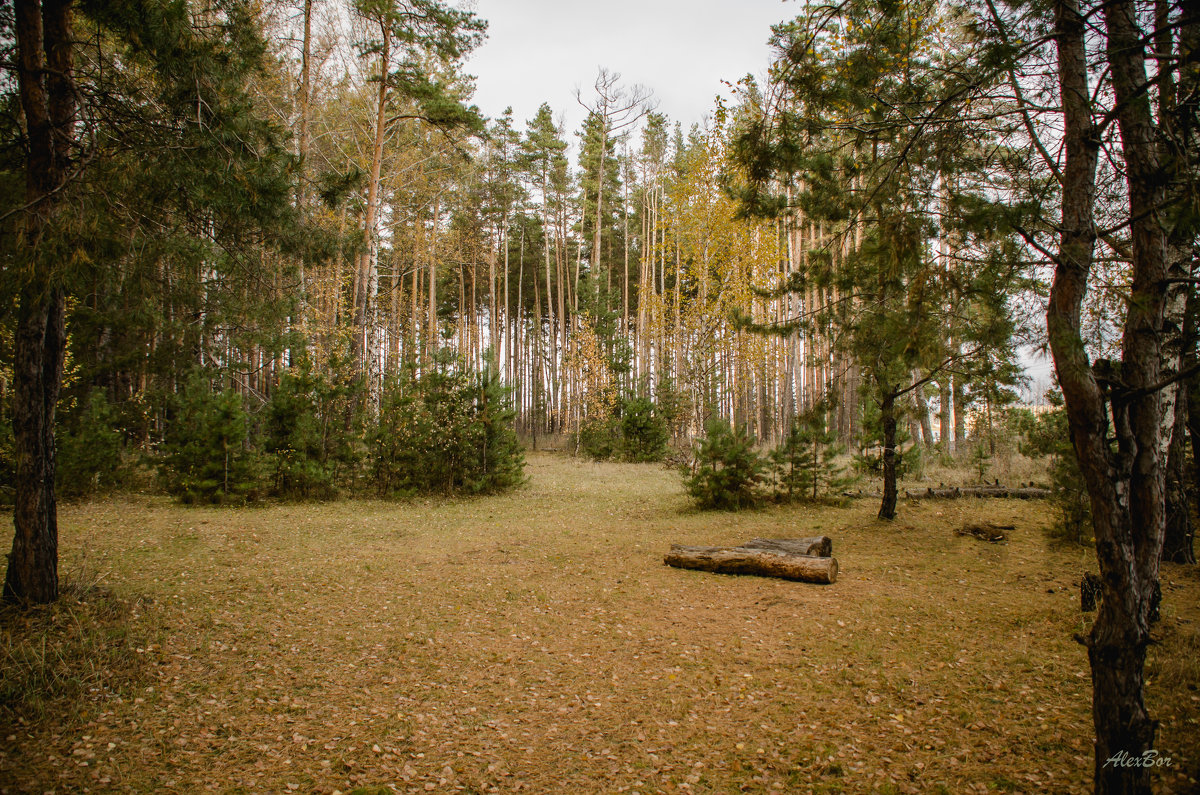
[0,452,1197,794]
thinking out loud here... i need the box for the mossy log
[739,536,832,557]
[664,545,838,584]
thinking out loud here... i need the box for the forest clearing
[3,454,1198,794]
[4,0,1199,792]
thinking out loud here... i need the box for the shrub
[159,374,260,504]
[683,419,766,510]
[654,377,690,441]
[471,353,526,493]
[578,415,620,461]
[577,395,670,463]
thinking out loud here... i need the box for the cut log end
[664,545,837,584]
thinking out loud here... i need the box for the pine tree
[262,366,335,500]
[618,396,669,463]
[470,350,526,493]
[160,375,260,505]
[770,406,850,502]
[3,0,302,603]
[57,391,125,500]
[732,0,1021,520]
[684,419,766,510]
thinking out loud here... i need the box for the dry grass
[1,452,1197,794]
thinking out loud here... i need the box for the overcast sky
[464,0,797,136]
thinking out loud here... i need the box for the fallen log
[902,486,1050,500]
[740,536,832,557]
[664,545,838,584]
[955,522,1013,543]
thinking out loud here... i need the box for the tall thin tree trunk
[428,198,440,359]
[294,0,313,316]
[355,22,389,405]
[878,388,898,521]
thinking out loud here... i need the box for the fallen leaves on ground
[1,454,1198,793]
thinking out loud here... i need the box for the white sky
[464,0,798,135]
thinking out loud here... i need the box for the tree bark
[1162,0,1198,567]
[1164,252,1195,566]
[938,380,951,451]
[354,20,389,404]
[740,537,832,557]
[1049,0,1172,789]
[1163,379,1194,563]
[664,545,837,584]
[5,0,74,605]
[878,389,898,520]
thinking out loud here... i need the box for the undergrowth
[0,566,146,724]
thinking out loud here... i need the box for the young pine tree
[770,407,851,502]
[160,375,260,505]
[684,419,766,510]
[262,368,335,501]
[470,352,526,493]
[57,391,126,499]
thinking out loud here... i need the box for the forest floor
[2,452,1198,794]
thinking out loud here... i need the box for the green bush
[159,374,260,504]
[683,419,766,510]
[369,351,524,497]
[57,391,126,499]
[472,354,526,493]
[259,355,366,500]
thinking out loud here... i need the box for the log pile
[664,537,837,584]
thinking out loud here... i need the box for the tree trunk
[1165,260,1194,565]
[428,199,439,360]
[664,545,838,584]
[1049,0,1171,789]
[6,288,66,605]
[952,375,966,451]
[915,388,934,449]
[354,21,389,404]
[1163,380,1194,564]
[1162,0,1198,567]
[5,0,74,606]
[878,390,898,520]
